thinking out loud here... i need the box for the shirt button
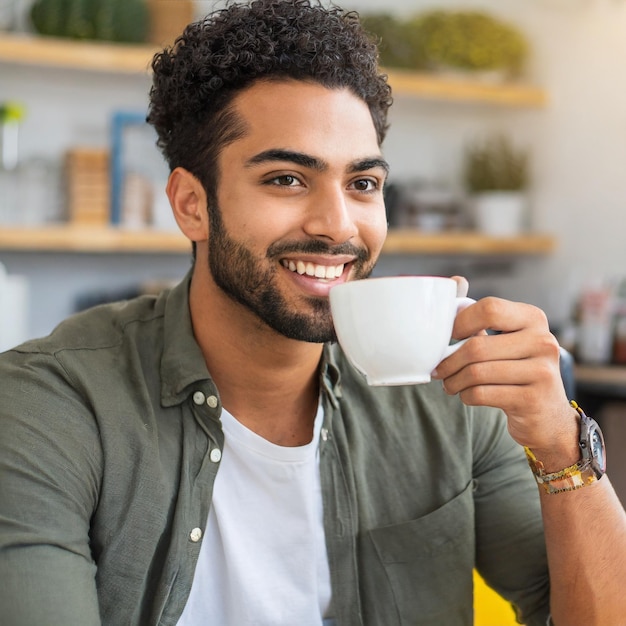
[192,391,205,405]
[189,527,203,542]
[210,448,222,463]
[206,395,218,408]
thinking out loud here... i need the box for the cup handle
[440,296,476,360]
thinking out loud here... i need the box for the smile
[281,259,345,280]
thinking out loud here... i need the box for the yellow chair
[474,570,519,626]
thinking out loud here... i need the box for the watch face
[591,426,607,474]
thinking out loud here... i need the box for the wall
[344,0,626,328]
[2,0,626,339]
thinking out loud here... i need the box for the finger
[442,354,552,394]
[441,354,565,411]
[435,328,561,380]
[453,296,549,339]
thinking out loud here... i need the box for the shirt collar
[158,269,344,408]
[321,344,343,408]
[159,269,212,407]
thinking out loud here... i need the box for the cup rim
[330,275,456,292]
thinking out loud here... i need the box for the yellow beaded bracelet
[524,446,597,494]
[524,401,604,495]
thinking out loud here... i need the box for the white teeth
[282,260,345,280]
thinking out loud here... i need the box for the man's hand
[442,278,626,626]
[433,293,579,469]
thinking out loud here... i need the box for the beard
[207,205,376,343]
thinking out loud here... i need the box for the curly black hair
[147,0,392,198]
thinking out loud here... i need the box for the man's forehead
[226,80,382,159]
[232,79,375,127]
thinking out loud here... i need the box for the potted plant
[30,0,149,43]
[361,10,528,79]
[463,134,530,236]
[360,13,415,70]
[406,10,528,79]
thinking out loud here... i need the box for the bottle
[576,280,615,365]
[0,102,22,224]
[612,278,626,365]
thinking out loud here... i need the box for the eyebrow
[245,149,390,176]
[246,149,325,171]
[349,158,390,176]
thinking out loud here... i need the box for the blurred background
[1,0,626,500]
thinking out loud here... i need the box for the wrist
[524,401,606,495]
[525,406,580,472]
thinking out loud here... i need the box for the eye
[267,174,302,187]
[351,178,378,192]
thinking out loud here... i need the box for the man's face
[207,80,389,343]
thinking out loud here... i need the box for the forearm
[540,476,626,625]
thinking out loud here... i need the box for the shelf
[0,225,555,255]
[575,365,626,390]
[0,33,158,74]
[384,69,547,108]
[382,230,555,255]
[0,225,190,253]
[0,34,547,106]
[575,364,626,401]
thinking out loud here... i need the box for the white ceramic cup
[329,275,474,386]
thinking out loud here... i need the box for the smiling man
[1,1,625,625]
[184,81,387,347]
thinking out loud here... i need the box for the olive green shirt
[0,273,550,625]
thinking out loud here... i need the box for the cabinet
[0,33,554,257]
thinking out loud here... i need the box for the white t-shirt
[177,401,332,625]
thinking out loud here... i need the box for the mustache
[267,240,370,262]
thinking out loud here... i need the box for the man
[0,1,625,624]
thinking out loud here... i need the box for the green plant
[30,0,71,38]
[360,13,415,69]
[30,0,148,43]
[464,135,529,192]
[408,10,527,75]
[361,10,528,76]
[0,102,25,124]
[94,0,148,43]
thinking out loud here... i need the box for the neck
[189,263,324,446]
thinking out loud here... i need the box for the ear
[166,167,209,242]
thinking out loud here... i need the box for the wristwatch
[524,401,606,494]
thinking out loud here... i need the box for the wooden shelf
[0,33,158,74]
[0,34,547,106]
[575,365,626,389]
[0,225,555,255]
[382,230,555,255]
[384,68,547,108]
[0,225,189,253]
[575,364,626,401]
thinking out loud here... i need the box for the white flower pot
[472,191,527,237]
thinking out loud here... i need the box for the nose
[303,184,359,244]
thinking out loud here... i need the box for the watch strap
[524,446,598,494]
[524,400,603,495]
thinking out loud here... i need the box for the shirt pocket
[367,481,475,625]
